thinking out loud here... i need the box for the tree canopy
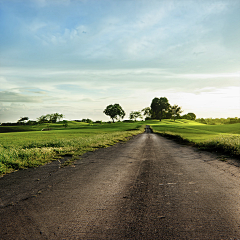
[37,113,63,123]
[182,113,196,120]
[170,105,183,121]
[141,107,151,119]
[129,111,142,121]
[17,117,29,124]
[150,97,171,121]
[103,104,125,122]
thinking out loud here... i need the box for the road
[1,126,240,239]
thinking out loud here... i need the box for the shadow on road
[145,125,153,133]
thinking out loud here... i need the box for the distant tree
[48,113,64,123]
[141,107,152,119]
[26,120,37,125]
[150,97,170,121]
[63,120,68,128]
[195,118,207,124]
[170,105,183,121]
[129,111,143,121]
[37,113,63,123]
[182,113,196,120]
[86,119,93,124]
[37,115,48,124]
[81,118,93,123]
[95,120,102,124]
[103,104,125,123]
[17,117,29,124]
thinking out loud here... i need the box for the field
[148,119,240,158]
[0,121,144,175]
[1,119,239,175]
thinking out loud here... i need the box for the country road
[1,127,240,239]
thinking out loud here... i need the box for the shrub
[197,135,240,156]
[195,118,240,125]
[95,120,102,124]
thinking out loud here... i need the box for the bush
[95,120,102,124]
[195,118,240,125]
[197,135,240,156]
[81,118,93,123]
[123,120,134,123]
[182,113,196,120]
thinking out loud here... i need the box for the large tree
[182,112,196,120]
[141,107,152,119]
[129,111,142,121]
[103,104,125,122]
[170,105,183,121]
[150,97,170,121]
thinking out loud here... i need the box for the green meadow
[148,119,240,157]
[0,120,239,175]
[0,121,144,175]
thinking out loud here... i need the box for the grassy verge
[148,119,240,158]
[0,122,144,175]
[197,135,240,156]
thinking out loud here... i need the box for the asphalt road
[1,127,240,239]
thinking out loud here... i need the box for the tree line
[103,97,196,122]
[0,113,65,126]
[2,96,239,126]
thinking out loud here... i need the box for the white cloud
[0,77,18,90]
[29,21,47,32]
[0,0,239,121]
[0,91,43,103]
[168,72,240,79]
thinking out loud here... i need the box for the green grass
[148,119,240,157]
[1,119,239,175]
[0,121,144,175]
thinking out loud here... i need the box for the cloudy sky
[0,0,239,122]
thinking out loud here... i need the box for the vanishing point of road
[1,126,240,239]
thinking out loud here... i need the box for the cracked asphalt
[1,127,240,239]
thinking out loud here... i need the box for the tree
[37,113,63,123]
[37,115,48,124]
[103,104,125,122]
[170,105,183,121]
[129,111,142,121]
[150,97,170,121]
[81,118,92,123]
[141,107,152,119]
[86,119,93,124]
[182,113,196,120]
[17,117,29,125]
[48,113,64,123]
[63,120,68,128]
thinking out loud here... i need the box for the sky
[0,0,239,122]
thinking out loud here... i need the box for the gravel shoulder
[1,132,240,239]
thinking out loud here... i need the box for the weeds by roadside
[0,128,143,175]
[154,131,240,158]
[197,135,240,157]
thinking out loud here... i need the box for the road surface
[1,126,240,239]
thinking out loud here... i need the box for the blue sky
[0,0,239,122]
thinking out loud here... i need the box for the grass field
[1,119,239,175]
[148,119,240,158]
[0,121,144,175]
